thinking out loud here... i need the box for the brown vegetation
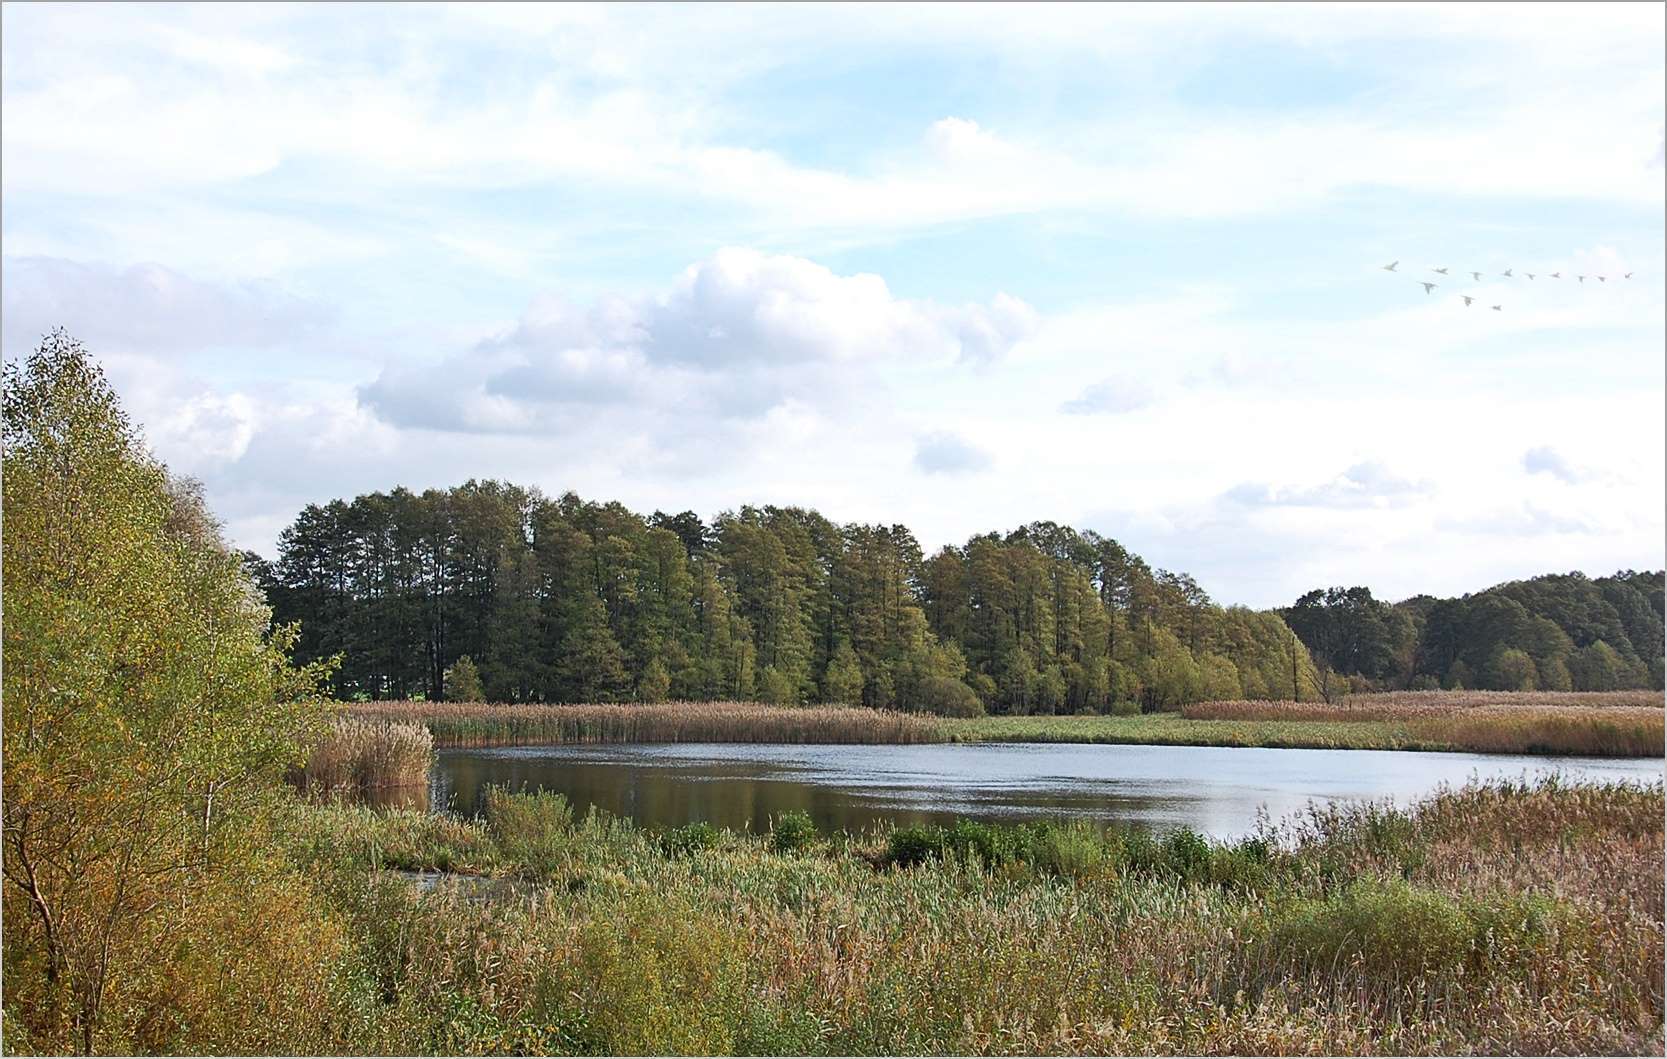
[1184,689,1665,722]
[290,717,434,794]
[266,776,1665,1056]
[1182,690,1665,757]
[342,700,949,748]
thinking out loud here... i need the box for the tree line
[1281,572,1665,695]
[250,481,1324,714]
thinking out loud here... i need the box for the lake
[429,742,1664,840]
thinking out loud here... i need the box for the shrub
[1262,878,1555,984]
[1025,821,1105,878]
[661,821,720,857]
[770,810,818,853]
[482,787,574,876]
[884,825,945,868]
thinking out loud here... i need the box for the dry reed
[1404,705,1665,757]
[341,700,949,748]
[1183,690,1665,757]
[291,716,434,794]
[1185,689,1665,722]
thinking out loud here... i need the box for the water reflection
[431,742,1664,840]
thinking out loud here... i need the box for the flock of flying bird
[1381,260,1634,311]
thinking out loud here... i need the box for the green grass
[952,712,1429,750]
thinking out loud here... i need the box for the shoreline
[340,701,1666,759]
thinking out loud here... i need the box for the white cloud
[1061,377,1158,416]
[360,248,1036,434]
[914,432,992,475]
[1523,445,1594,484]
[1225,462,1432,510]
[1,257,329,356]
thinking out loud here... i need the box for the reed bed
[277,775,1665,1056]
[289,716,434,794]
[1182,693,1665,757]
[1185,689,1665,723]
[342,700,950,748]
[1404,705,1665,757]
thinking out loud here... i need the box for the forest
[1282,574,1665,696]
[251,482,1666,715]
[250,483,1318,714]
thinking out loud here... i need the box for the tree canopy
[256,493,1323,713]
[1283,574,1664,693]
[2,331,334,1052]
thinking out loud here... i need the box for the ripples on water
[427,742,1665,840]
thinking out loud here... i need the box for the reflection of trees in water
[430,751,1182,836]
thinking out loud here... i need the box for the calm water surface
[430,742,1663,840]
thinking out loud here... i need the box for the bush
[661,821,720,857]
[1025,821,1104,877]
[770,810,818,853]
[1262,878,1555,983]
[482,787,574,876]
[884,825,946,867]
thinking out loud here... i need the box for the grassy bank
[347,692,1666,757]
[263,776,1664,1055]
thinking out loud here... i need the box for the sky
[3,2,1663,608]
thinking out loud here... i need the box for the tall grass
[1182,690,1666,757]
[342,700,949,748]
[1404,705,1665,757]
[1185,689,1665,722]
[289,716,434,794]
[269,776,1664,1056]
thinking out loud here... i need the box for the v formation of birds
[1379,260,1633,311]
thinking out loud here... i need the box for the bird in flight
[1491,305,1502,311]
[1526,273,1536,280]
[1598,275,1607,282]
[1421,282,1438,294]
[1431,267,1449,275]
[1502,269,1513,277]
[1625,272,1633,279]
[1577,275,1586,283]
[1382,261,1399,271]
[1550,272,1562,279]
[1470,271,1482,281]
[1462,295,1474,306]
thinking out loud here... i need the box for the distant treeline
[1280,573,1665,694]
[250,481,1324,714]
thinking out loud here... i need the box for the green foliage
[1,332,333,1053]
[482,787,574,876]
[660,821,721,857]
[264,486,1335,713]
[1261,878,1556,983]
[1290,571,1665,693]
[442,655,484,702]
[770,810,818,853]
[822,640,865,703]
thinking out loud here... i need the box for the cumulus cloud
[1225,461,1430,510]
[0,256,329,356]
[1523,445,1594,484]
[913,431,992,475]
[360,249,1037,434]
[1060,376,1157,415]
